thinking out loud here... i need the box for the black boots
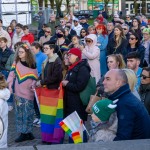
[15,133,35,142]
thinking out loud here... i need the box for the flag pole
[74,111,90,136]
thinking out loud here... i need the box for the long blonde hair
[122,69,137,91]
[108,54,126,69]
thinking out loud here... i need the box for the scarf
[68,60,82,71]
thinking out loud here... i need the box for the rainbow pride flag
[59,121,72,136]
[59,111,88,144]
[72,131,83,144]
[35,83,64,143]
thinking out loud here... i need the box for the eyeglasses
[45,31,51,33]
[129,37,136,40]
[123,28,127,30]
[140,74,150,80]
[18,51,25,54]
[86,40,92,43]
[60,21,64,24]
[43,47,50,50]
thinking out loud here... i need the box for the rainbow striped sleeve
[59,121,72,136]
[10,64,16,71]
[72,131,83,144]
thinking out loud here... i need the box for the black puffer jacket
[107,38,128,60]
[64,59,91,121]
[0,48,12,71]
[139,84,150,115]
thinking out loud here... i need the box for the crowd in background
[0,10,150,148]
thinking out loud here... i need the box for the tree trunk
[55,0,63,18]
[142,0,146,15]
[38,0,43,9]
[112,0,114,16]
[66,0,71,14]
[121,0,126,18]
[49,0,54,9]
[134,0,138,15]
[104,0,110,15]
[45,0,48,8]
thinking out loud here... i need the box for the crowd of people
[0,10,150,148]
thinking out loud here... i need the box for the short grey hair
[122,24,129,30]
[116,69,128,85]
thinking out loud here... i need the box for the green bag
[80,77,96,106]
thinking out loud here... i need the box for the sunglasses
[126,17,130,18]
[86,40,92,43]
[45,31,51,33]
[129,37,136,40]
[60,21,64,23]
[140,74,150,80]
[81,31,86,33]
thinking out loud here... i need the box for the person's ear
[137,59,140,66]
[116,80,122,88]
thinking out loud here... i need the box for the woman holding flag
[36,43,64,144]
[62,48,91,143]
[7,44,38,142]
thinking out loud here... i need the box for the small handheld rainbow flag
[72,131,82,144]
[59,121,72,137]
[59,111,89,144]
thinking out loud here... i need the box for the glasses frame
[140,74,150,80]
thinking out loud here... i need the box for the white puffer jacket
[0,88,10,148]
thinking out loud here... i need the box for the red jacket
[21,33,34,44]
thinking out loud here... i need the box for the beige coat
[39,35,52,46]
[89,112,118,142]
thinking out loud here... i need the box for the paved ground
[7,109,91,147]
[8,110,42,147]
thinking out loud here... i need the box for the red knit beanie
[68,48,82,60]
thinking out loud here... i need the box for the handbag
[85,90,101,114]
[80,77,96,106]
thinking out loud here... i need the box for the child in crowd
[0,73,10,148]
[89,99,118,142]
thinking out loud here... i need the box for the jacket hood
[0,88,10,101]
[85,34,97,46]
[108,84,131,100]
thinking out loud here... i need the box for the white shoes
[33,118,41,127]
[8,106,13,111]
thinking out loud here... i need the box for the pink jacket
[82,34,100,83]
[7,61,38,100]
